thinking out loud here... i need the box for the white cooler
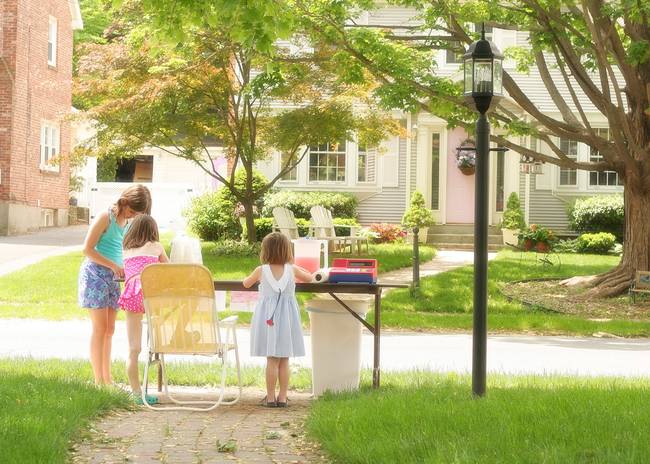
[306,295,372,397]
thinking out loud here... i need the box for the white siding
[357,136,407,224]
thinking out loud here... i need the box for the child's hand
[111,264,125,279]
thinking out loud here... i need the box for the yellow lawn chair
[140,264,241,411]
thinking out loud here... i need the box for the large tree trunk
[585,183,650,298]
[243,200,256,245]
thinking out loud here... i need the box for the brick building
[0,0,82,235]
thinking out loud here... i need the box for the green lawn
[0,357,313,464]
[308,371,650,464]
[378,249,650,336]
[0,359,131,464]
[0,242,432,320]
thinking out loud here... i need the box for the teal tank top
[95,208,127,267]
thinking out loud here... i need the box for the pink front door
[445,128,475,223]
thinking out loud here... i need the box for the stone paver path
[72,387,328,464]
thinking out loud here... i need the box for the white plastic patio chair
[309,205,368,253]
[272,207,301,239]
[140,264,241,411]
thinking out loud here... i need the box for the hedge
[254,217,360,241]
[568,195,624,241]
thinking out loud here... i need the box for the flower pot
[459,165,475,176]
[523,239,534,251]
[536,242,551,253]
[501,228,519,247]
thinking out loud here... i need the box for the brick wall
[0,0,72,209]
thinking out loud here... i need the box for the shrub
[184,190,239,241]
[184,169,268,241]
[553,238,579,253]
[205,239,261,256]
[261,190,358,219]
[576,232,616,254]
[501,192,526,230]
[402,191,435,230]
[569,195,624,240]
[369,223,407,243]
[333,217,361,237]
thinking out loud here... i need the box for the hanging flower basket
[459,165,475,176]
[455,139,476,176]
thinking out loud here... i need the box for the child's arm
[243,266,262,288]
[293,265,315,283]
[83,211,124,277]
[157,242,169,263]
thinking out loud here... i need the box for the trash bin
[306,294,372,396]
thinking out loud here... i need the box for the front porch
[426,224,504,251]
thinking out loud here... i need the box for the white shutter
[40,125,46,167]
[381,136,400,187]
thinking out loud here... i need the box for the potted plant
[518,224,556,252]
[402,191,435,244]
[455,140,476,175]
[500,192,526,246]
[402,191,435,290]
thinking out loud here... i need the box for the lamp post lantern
[463,23,503,397]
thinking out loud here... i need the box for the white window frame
[356,144,376,184]
[40,122,60,172]
[48,16,58,67]
[558,138,578,187]
[278,151,298,183]
[588,128,622,188]
[308,141,347,183]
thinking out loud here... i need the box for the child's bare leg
[125,311,144,394]
[88,309,109,384]
[266,357,280,401]
[101,309,117,384]
[277,358,289,403]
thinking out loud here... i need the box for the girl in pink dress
[119,214,168,404]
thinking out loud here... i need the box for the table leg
[373,289,381,388]
[156,353,162,392]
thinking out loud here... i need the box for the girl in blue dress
[243,232,313,407]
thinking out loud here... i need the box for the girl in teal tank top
[78,184,151,386]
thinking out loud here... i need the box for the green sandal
[134,394,159,406]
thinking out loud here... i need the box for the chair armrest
[220,315,239,326]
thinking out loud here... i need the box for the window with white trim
[40,122,60,172]
[589,128,622,187]
[279,152,297,182]
[308,140,346,182]
[357,145,376,183]
[558,138,578,186]
[48,16,57,67]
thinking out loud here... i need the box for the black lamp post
[463,24,503,397]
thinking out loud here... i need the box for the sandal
[275,397,289,408]
[135,394,159,406]
[259,396,277,408]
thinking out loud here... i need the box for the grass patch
[0,357,312,463]
[0,359,131,464]
[308,371,650,464]
[378,249,650,336]
[0,242,432,321]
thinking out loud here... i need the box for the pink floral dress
[118,242,164,313]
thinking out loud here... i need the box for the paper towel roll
[313,268,330,283]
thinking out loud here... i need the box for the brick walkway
[72,387,328,464]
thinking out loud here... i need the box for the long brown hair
[115,184,151,217]
[260,232,293,265]
[123,214,159,250]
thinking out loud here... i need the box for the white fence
[90,182,198,230]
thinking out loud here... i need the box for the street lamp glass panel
[493,59,503,95]
[464,59,473,94]
[473,60,493,93]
